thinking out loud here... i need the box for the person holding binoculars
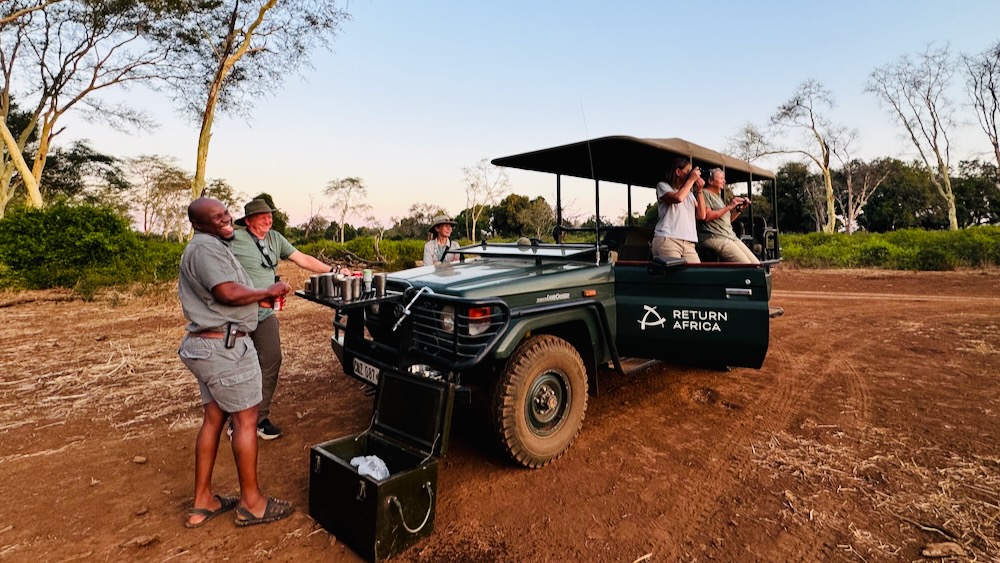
[652,157,706,263]
[697,168,760,264]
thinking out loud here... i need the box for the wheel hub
[527,372,567,433]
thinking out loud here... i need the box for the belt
[189,330,248,339]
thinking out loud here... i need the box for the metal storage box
[309,371,454,562]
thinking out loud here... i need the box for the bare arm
[212,280,290,306]
[660,173,702,204]
[701,197,748,222]
[287,250,332,274]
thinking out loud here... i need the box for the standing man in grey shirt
[178,197,294,527]
[231,199,334,440]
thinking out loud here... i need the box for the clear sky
[64,0,1000,228]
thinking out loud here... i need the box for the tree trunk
[0,120,42,214]
[823,169,836,233]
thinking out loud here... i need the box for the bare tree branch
[867,43,959,229]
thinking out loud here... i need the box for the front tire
[492,335,588,468]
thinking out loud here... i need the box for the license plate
[353,357,380,385]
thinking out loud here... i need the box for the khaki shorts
[700,236,760,264]
[179,335,262,413]
[652,236,701,264]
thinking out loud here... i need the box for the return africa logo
[639,306,727,332]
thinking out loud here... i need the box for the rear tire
[492,335,588,468]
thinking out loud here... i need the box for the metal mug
[320,273,336,298]
[373,272,387,298]
[339,277,353,302]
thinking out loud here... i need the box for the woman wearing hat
[424,215,460,265]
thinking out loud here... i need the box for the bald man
[177,197,294,527]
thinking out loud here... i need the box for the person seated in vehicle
[424,215,460,265]
[652,157,706,263]
[696,168,760,264]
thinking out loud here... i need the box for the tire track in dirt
[569,296,861,560]
[659,297,875,560]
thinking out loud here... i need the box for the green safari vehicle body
[301,136,780,468]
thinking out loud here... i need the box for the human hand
[268,280,292,296]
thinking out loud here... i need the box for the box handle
[388,481,434,534]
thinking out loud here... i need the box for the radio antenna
[580,102,599,265]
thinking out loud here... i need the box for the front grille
[406,296,509,368]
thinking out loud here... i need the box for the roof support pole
[555,174,563,242]
[627,184,633,226]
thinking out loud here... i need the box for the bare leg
[188,400,226,526]
[231,405,269,515]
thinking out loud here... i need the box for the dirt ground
[1,267,998,562]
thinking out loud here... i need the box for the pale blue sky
[66,1,1000,227]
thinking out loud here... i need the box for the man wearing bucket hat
[231,198,334,440]
[423,215,460,266]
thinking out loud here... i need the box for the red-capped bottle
[274,276,285,311]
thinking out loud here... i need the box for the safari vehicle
[299,136,781,469]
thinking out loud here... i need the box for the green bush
[0,204,184,292]
[780,226,1000,270]
[297,238,426,271]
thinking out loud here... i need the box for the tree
[491,193,530,238]
[831,143,891,233]
[0,0,64,26]
[462,158,509,243]
[953,159,1000,226]
[0,1,68,211]
[202,178,242,212]
[517,197,555,239]
[154,0,349,199]
[772,162,817,233]
[363,212,392,263]
[123,155,190,239]
[323,177,368,243]
[867,44,960,230]
[860,159,938,232]
[962,40,1000,171]
[0,0,168,216]
[41,140,128,206]
[768,80,852,233]
[390,202,445,240]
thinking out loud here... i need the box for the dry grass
[751,425,1000,560]
[0,282,197,448]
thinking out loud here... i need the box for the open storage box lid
[372,371,455,458]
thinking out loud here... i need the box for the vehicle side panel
[613,264,769,368]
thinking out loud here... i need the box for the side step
[617,357,660,376]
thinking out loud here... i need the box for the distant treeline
[0,205,997,296]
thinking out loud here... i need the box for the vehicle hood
[388,258,612,299]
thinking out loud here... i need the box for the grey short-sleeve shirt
[178,232,259,333]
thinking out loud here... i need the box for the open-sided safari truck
[300,135,780,560]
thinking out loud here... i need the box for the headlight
[439,305,455,333]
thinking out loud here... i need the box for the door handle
[725,288,752,297]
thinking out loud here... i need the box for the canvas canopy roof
[491,136,775,187]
